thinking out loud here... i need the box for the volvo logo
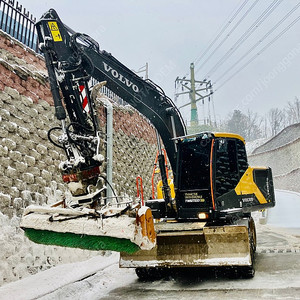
[103,62,139,93]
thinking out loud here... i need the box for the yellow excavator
[21,9,275,279]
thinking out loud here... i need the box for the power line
[215,15,300,91]
[193,0,249,66]
[194,0,260,75]
[214,1,300,84]
[180,1,249,81]
[206,0,282,77]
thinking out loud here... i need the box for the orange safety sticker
[48,21,62,42]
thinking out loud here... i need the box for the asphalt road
[99,227,300,300]
[98,190,300,300]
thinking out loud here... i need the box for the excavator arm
[36,9,186,177]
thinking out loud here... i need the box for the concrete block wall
[248,124,300,193]
[110,105,157,200]
[0,87,66,218]
[0,30,159,285]
[0,30,67,217]
[249,138,300,177]
[273,168,300,193]
[0,31,53,104]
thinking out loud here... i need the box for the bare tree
[225,110,264,141]
[268,108,285,136]
[245,110,263,141]
[262,114,269,138]
[286,97,300,125]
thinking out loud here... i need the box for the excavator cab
[147,132,275,222]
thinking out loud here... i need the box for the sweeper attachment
[20,9,275,278]
[21,202,156,254]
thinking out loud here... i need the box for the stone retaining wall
[110,106,157,199]
[272,168,300,193]
[0,30,158,285]
[0,29,64,219]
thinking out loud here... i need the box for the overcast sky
[19,0,300,124]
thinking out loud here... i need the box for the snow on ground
[38,260,137,300]
[0,253,123,300]
[1,190,299,300]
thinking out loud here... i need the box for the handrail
[0,0,39,52]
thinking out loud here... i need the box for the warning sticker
[48,21,62,42]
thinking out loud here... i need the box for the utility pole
[175,63,213,131]
[132,63,149,79]
[189,63,198,127]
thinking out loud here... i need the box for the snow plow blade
[120,222,252,267]
[21,205,156,254]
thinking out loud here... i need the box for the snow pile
[0,253,120,300]
[21,204,137,239]
[0,212,42,285]
[0,211,99,286]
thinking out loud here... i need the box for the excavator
[20,9,275,279]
